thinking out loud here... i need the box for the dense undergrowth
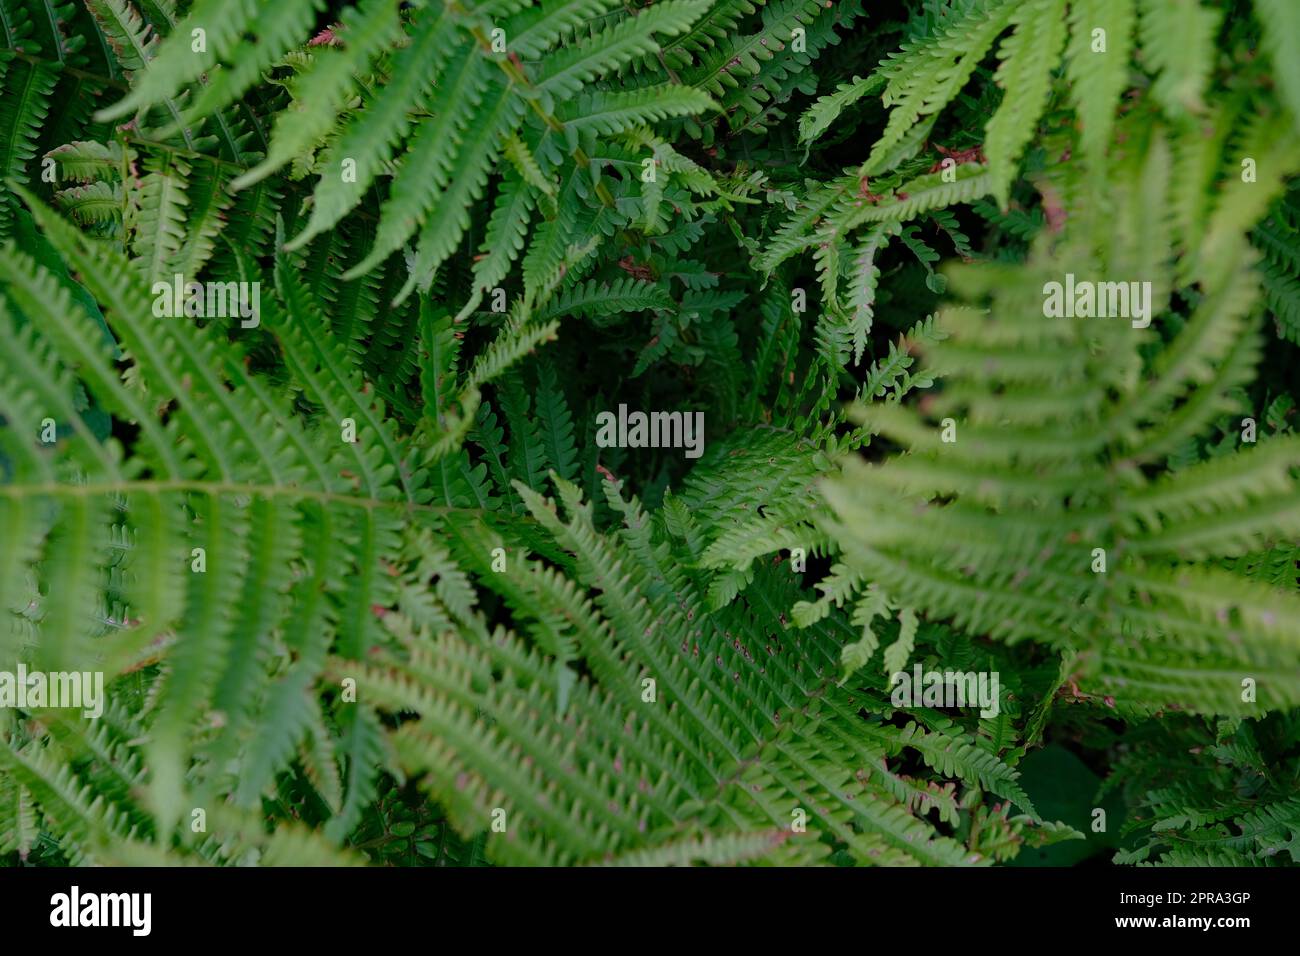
[0,0,1298,866]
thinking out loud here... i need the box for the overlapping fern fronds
[1,0,1298,868]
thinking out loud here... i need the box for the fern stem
[4,47,128,91]
[0,479,446,514]
[460,20,618,210]
[115,130,250,175]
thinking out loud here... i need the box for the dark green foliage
[0,0,1297,867]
